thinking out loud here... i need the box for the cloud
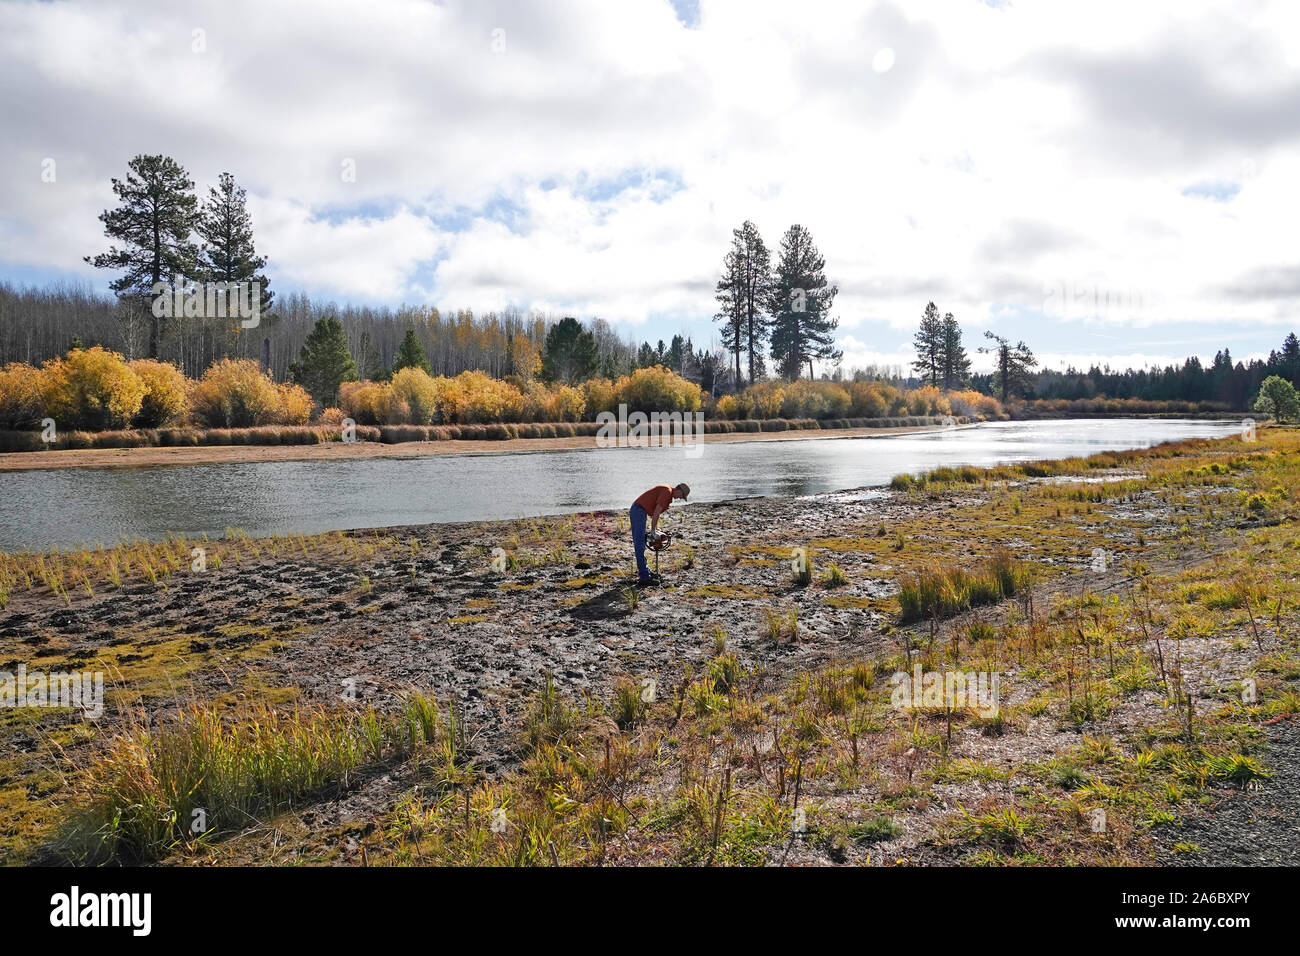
[2,0,1299,367]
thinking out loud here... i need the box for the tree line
[1028,336,1300,411]
[6,152,1300,414]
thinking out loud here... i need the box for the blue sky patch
[1181,181,1241,202]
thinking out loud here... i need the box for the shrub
[948,389,1003,419]
[42,346,146,430]
[442,370,525,423]
[848,381,893,418]
[908,385,950,417]
[582,377,617,420]
[0,362,46,429]
[189,359,283,428]
[747,381,786,419]
[128,359,189,428]
[780,380,850,419]
[546,384,587,422]
[614,365,702,415]
[277,383,314,424]
[1254,374,1300,423]
[338,380,388,425]
[715,394,743,420]
[388,367,441,424]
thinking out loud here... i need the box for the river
[0,418,1245,552]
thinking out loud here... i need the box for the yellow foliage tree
[277,383,314,424]
[129,359,189,427]
[546,384,587,422]
[388,367,442,424]
[0,362,47,429]
[189,359,285,428]
[42,346,146,430]
[582,377,617,419]
[338,381,388,425]
[614,366,703,414]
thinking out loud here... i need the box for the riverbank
[1,429,1296,866]
[0,420,954,472]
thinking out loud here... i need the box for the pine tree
[715,250,744,389]
[911,302,944,385]
[667,334,686,373]
[715,221,771,387]
[289,315,358,407]
[768,224,840,380]
[541,317,598,383]
[698,348,722,397]
[392,328,432,375]
[980,331,1038,403]
[84,154,200,358]
[940,312,971,389]
[198,171,273,321]
[1279,332,1300,385]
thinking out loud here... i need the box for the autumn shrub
[189,359,283,428]
[0,362,46,429]
[715,393,745,420]
[517,380,549,422]
[127,359,189,428]
[338,380,388,425]
[388,367,441,424]
[41,346,146,430]
[849,381,898,418]
[582,376,617,419]
[277,383,314,424]
[906,385,950,416]
[545,384,587,422]
[781,380,850,419]
[443,370,525,423]
[745,381,785,419]
[614,365,702,415]
[948,389,1003,419]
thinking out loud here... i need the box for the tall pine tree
[940,312,971,389]
[84,154,200,358]
[714,248,745,389]
[911,302,944,385]
[714,221,771,387]
[768,224,841,380]
[198,171,273,321]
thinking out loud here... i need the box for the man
[630,482,690,585]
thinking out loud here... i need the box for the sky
[2,0,1299,374]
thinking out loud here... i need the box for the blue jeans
[629,503,651,580]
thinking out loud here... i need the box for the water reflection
[0,418,1241,551]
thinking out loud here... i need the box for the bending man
[629,482,690,585]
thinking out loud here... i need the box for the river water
[0,418,1244,552]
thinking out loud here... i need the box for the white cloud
[2,0,1299,365]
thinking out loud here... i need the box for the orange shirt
[634,484,673,517]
